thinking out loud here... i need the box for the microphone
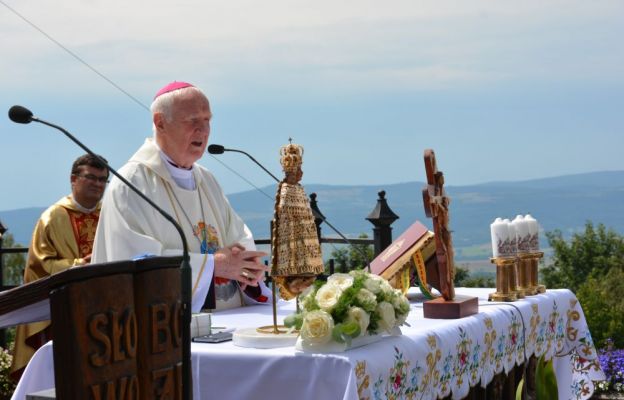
[8,105,34,124]
[209,143,371,268]
[8,105,195,400]
[207,144,225,155]
[208,143,281,182]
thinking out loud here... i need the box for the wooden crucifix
[422,149,455,301]
[421,149,478,318]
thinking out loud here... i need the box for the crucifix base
[423,295,479,319]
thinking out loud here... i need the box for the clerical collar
[71,196,98,213]
[158,149,196,190]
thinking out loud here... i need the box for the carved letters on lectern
[88,309,138,367]
[149,301,183,399]
[90,376,140,400]
[86,300,182,399]
[88,308,139,398]
[150,302,182,353]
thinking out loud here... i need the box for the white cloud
[1,0,622,98]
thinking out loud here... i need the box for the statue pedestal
[423,295,479,319]
[232,327,299,349]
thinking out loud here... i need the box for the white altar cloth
[11,288,604,400]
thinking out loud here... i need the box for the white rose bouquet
[284,270,411,349]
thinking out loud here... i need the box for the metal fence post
[0,220,7,349]
[366,190,399,257]
[309,193,325,241]
[0,220,7,290]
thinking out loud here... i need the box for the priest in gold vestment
[271,141,324,299]
[10,154,108,380]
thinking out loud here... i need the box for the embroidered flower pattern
[355,291,603,400]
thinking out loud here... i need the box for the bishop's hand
[214,243,268,288]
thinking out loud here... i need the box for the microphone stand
[222,148,281,183]
[20,115,193,400]
[212,146,371,268]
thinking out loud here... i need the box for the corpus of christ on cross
[421,149,478,319]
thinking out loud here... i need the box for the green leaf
[332,322,361,343]
[283,313,303,330]
[341,321,361,338]
[332,324,347,343]
[535,354,558,400]
[515,377,524,400]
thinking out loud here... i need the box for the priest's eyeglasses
[74,173,109,184]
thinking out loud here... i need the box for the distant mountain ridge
[2,171,623,260]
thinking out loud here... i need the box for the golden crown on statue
[279,139,304,172]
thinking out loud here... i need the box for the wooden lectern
[0,256,183,399]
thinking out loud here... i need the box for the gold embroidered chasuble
[11,195,100,377]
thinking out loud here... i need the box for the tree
[541,222,624,294]
[0,233,25,349]
[541,222,624,348]
[325,233,374,273]
[0,233,25,287]
[454,265,495,288]
[576,268,624,348]
[454,266,470,286]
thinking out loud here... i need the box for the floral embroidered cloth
[11,288,604,400]
[353,288,604,400]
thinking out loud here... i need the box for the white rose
[380,278,394,294]
[327,273,354,291]
[300,310,334,344]
[363,277,382,294]
[356,288,377,310]
[392,290,410,311]
[376,301,396,333]
[392,290,411,326]
[346,307,370,336]
[396,311,408,326]
[315,283,343,311]
[349,269,366,279]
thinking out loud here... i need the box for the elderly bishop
[93,82,271,312]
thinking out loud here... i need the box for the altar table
[12,288,604,400]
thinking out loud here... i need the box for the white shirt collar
[155,143,197,190]
[70,196,98,213]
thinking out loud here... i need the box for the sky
[1,0,623,211]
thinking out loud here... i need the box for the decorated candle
[525,214,539,252]
[512,215,531,253]
[490,217,508,257]
[503,218,517,256]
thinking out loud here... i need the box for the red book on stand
[370,221,436,296]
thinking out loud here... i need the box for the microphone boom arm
[214,144,371,269]
[226,148,281,183]
[29,116,194,400]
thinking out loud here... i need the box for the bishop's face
[155,91,212,168]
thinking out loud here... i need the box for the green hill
[2,171,622,261]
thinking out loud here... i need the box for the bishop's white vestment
[93,138,271,312]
